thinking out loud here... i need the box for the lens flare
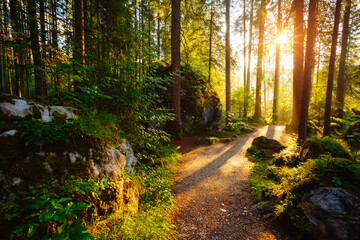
[276,33,287,45]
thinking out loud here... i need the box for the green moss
[301,136,352,160]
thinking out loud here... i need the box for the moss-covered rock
[300,137,352,160]
[150,64,222,133]
[252,136,286,151]
[0,97,137,205]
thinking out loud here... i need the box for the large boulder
[300,137,351,160]
[303,187,360,240]
[0,96,137,204]
[151,64,222,132]
[252,136,286,151]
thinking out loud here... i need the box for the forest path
[173,125,291,240]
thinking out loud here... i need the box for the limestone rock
[0,96,78,122]
[303,187,360,240]
[122,139,137,173]
[0,97,137,204]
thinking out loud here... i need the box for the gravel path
[173,125,291,240]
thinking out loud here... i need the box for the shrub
[0,178,121,239]
[246,145,266,162]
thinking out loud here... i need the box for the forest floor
[173,125,292,240]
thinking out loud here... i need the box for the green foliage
[91,147,180,240]
[246,145,266,162]
[17,110,121,146]
[19,118,73,146]
[140,169,173,208]
[248,136,360,238]
[0,178,122,239]
[91,206,178,240]
[272,143,301,167]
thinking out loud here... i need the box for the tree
[170,0,182,137]
[28,0,46,98]
[243,0,246,116]
[323,0,342,135]
[73,0,85,91]
[273,0,282,122]
[9,0,24,97]
[245,0,254,118]
[208,0,214,84]
[336,0,351,118]
[298,0,318,141]
[225,0,231,123]
[289,0,304,130]
[254,0,266,119]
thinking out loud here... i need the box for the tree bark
[273,0,282,122]
[157,0,161,59]
[298,0,317,142]
[171,0,181,127]
[245,0,254,118]
[40,0,46,45]
[254,0,266,119]
[225,0,231,123]
[9,0,23,97]
[73,0,85,91]
[289,0,304,130]
[336,0,351,118]
[323,0,342,136]
[28,0,46,98]
[243,0,247,117]
[208,0,213,84]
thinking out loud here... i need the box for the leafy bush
[248,136,360,238]
[19,118,73,146]
[246,145,266,162]
[0,178,121,239]
[272,143,301,167]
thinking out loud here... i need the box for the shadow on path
[174,132,253,195]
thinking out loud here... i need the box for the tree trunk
[9,0,23,97]
[73,0,85,91]
[208,0,213,84]
[170,0,182,135]
[254,0,266,119]
[336,0,351,118]
[289,0,304,130]
[40,0,46,45]
[245,0,254,118]
[243,0,247,117]
[298,0,317,142]
[273,0,282,122]
[28,0,46,98]
[157,0,161,59]
[225,0,231,123]
[323,0,342,136]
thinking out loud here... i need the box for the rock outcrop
[0,96,137,204]
[303,187,360,240]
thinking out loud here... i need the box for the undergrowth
[90,150,180,240]
[248,135,360,238]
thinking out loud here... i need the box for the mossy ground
[248,134,360,239]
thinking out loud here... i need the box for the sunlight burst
[276,33,288,45]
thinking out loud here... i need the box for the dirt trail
[173,125,291,240]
